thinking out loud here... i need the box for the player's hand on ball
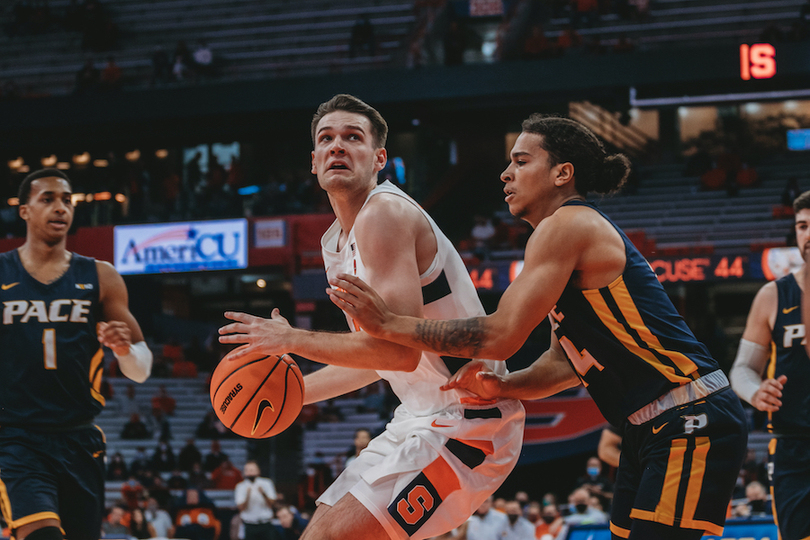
[218,309,293,360]
[98,321,132,356]
[751,375,787,412]
[440,360,503,402]
[326,273,391,337]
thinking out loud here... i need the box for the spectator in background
[196,410,228,439]
[575,456,614,503]
[150,476,173,509]
[188,461,212,490]
[343,428,371,469]
[151,46,171,85]
[235,461,278,540]
[107,452,128,481]
[129,446,151,479]
[613,33,635,53]
[129,507,157,539]
[470,214,495,260]
[172,489,221,540]
[274,505,307,540]
[735,162,759,189]
[178,438,203,472]
[102,505,129,536]
[121,412,151,439]
[193,40,215,79]
[152,385,177,415]
[523,24,553,60]
[466,495,509,540]
[503,500,535,539]
[147,406,173,441]
[168,468,189,490]
[535,503,564,540]
[75,58,99,93]
[572,0,599,28]
[151,438,177,472]
[564,488,608,526]
[173,53,192,81]
[173,355,199,378]
[121,475,146,511]
[349,14,376,57]
[145,496,175,539]
[203,440,229,472]
[732,481,772,518]
[100,56,121,90]
[211,459,243,490]
[557,24,583,53]
[443,19,468,65]
[783,176,801,208]
[597,425,622,469]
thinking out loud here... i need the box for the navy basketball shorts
[610,388,747,538]
[0,425,106,540]
[769,435,810,540]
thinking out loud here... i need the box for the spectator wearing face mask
[535,503,565,540]
[732,481,773,518]
[564,488,608,526]
[503,500,535,539]
[234,461,278,540]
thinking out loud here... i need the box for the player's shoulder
[357,190,423,232]
[750,279,778,315]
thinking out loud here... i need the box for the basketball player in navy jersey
[0,169,152,540]
[731,191,810,540]
[328,114,748,540]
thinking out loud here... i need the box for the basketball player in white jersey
[219,94,524,540]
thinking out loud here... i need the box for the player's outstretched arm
[303,365,381,405]
[441,331,579,401]
[220,194,429,373]
[97,260,152,383]
[328,213,579,360]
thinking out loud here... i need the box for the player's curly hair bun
[520,114,631,196]
[592,153,631,194]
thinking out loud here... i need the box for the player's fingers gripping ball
[210,352,304,438]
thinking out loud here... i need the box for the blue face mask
[587,466,600,477]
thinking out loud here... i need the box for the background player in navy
[0,169,152,540]
[731,190,810,540]
[327,115,748,540]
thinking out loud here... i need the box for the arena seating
[100,374,248,508]
[301,397,387,467]
[0,0,417,95]
[597,156,802,253]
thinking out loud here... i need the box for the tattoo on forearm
[415,318,485,356]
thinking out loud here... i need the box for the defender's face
[311,110,386,194]
[500,132,558,222]
[19,177,74,242]
[796,208,810,260]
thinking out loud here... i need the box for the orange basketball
[210,352,304,439]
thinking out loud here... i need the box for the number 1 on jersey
[43,328,57,369]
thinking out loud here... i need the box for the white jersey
[321,180,508,416]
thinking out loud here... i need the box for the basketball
[210,352,304,439]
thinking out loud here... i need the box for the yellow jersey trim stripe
[609,522,630,538]
[89,348,105,406]
[610,280,699,380]
[583,285,694,385]
[681,436,710,523]
[10,511,60,529]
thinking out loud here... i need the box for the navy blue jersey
[551,201,720,427]
[0,249,104,427]
[768,273,810,433]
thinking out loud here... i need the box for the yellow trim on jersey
[767,342,777,427]
[583,283,694,385]
[681,436,710,523]
[89,348,105,406]
[10,511,60,529]
[609,522,630,538]
[610,280,699,379]
[95,424,106,444]
[0,474,14,523]
[659,438,687,524]
[630,437,721,535]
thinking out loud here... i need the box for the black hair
[311,94,388,149]
[794,190,810,214]
[520,114,631,196]
[18,168,72,204]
